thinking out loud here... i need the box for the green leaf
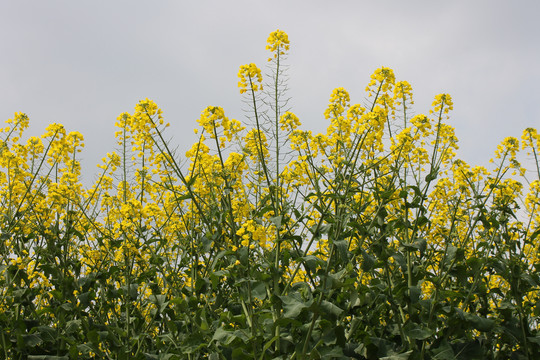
[132,283,141,300]
[319,345,345,358]
[279,293,313,318]
[416,216,430,228]
[425,168,439,182]
[361,249,375,272]
[380,350,413,360]
[212,327,249,346]
[151,294,169,313]
[212,327,235,345]
[408,286,421,304]
[451,340,483,359]
[269,215,282,228]
[391,252,406,270]
[261,335,279,355]
[36,325,56,342]
[412,238,427,253]
[431,340,455,359]
[403,323,434,340]
[232,329,249,343]
[22,334,43,347]
[77,291,94,307]
[320,300,344,317]
[446,245,457,263]
[460,309,495,332]
[251,281,267,300]
[301,255,325,271]
[87,330,99,344]
[59,302,73,312]
[333,239,349,261]
[77,343,95,352]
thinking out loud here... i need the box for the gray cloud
[1,0,538,184]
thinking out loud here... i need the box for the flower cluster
[266,29,290,59]
[279,111,301,132]
[238,63,263,94]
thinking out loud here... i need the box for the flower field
[1,30,540,359]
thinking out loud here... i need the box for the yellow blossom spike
[238,63,263,94]
[266,29,290,60]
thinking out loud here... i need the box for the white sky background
[1,1,539,185]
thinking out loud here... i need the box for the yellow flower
[197,106,227,136]
[366,67,395,97]
[521,127,540,155]
[244,128,269,161]
[279,111,301,132]
[266,29,290,60]
[431,93,454,116]
[238,63,263,94]
[393,81,414,108]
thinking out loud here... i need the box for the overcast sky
[1,1,539,184]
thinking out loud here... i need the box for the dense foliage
[1,30,540,359]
